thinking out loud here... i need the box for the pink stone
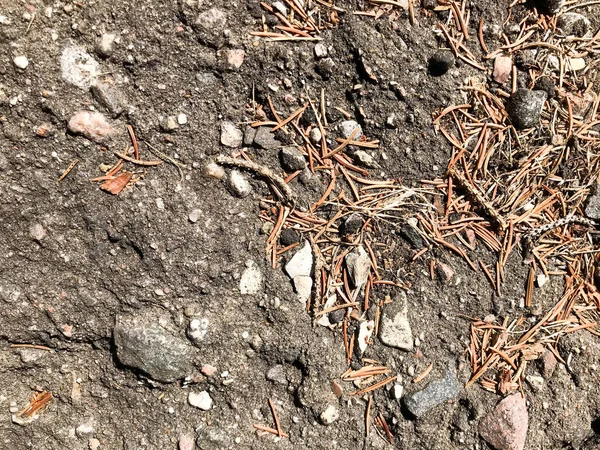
[67,111,114,142]
[540,350,557,378]
[201,364,217,376]
[225,49,245,69]
[493,55,512,84]
[435,261,454,284]
[61,324,73,337]
[479,394,528,450]
[178,434,195,450]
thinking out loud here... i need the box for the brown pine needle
[127,124,139,160]
[269,399,284,437]
[113,152,163,166]
[413,363,433,383]
[57,159,79,183]
[349,375,397,396]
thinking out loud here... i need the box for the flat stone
[293,275,313,304]
[226,170,252,198]
[253,126,280,150]
[493,55,512,84]
[91,80,127,117]
[540,350,557,378]
[29,223,46,241]
[220,121,243,148]
[338,120,363,140]
[279,228,300,246]
[400,221,424,249]
[243,126,257,146]
[279,146,306,172]
[61,46,99,89]
[240,263,262,294]
[188,391,213,410]
[402,367,462,418]
[224,49,245,69]
[357,320,375,354]
[113,316,193,383]
[346,246,371,289]
[266,365,288,385]
[67,111,114,143]
[379,292,413,351]
[479,394,528,450]
[285,241,312,279]
[353,150,377,168]
[507,89,547,130]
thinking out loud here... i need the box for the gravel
[279,146,307,172]
[91,80,127,117]
[338,120,363,140]
[320,404,340,425]
[13,56,29,69]
[506,89,547,129]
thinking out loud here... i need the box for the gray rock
[61,46,99,89]
[537,0,564,14]
[279,146,306,172]
[342,213,363,235]
[253,126,280,150]
[188,209,201,223]
[338,120,363,140]
[352,150,377,168]
[507,89,547,129]
[96,33,116,58]
[346,246,370,289]
[402,367,462,418]
[557,13,591,37]
[243,126,257,146]
[113,316,193,383]
[584,192,600,220]
[239,263,262,294]
[194,8,227,47]
[226,170,252,198]
[379,292,413,351]
[29,223,46,241]
[314,43,328,59]
[266,365,288,384]
[220,121,243,148]
[91,80,126,117]
[309,127,322,145]
[429,50,455,76]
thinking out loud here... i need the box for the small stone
[479,394,528,450]
[76,424,95,436]
[201,364,217,376]
[358,320,375,354]
[240,263,263,294]
[293,276,313,304]
[315,58,335,80]
[328,308,346,324]
[386,114,397,129]
[539,350,557,378]
[402,367,462,418]
[338,120,363,140]
[29,223,46,241]
[91,80,127,117]
[342,213,363,235]
[220,121,243,148]
[314,43,328,58]
[204,162,225,179]
[253,126,280,150]
[535,0,564,15]
[113,315,193,383]
[188,209,201,223]
[178,434,195,450]
[526,375,544,392]
[392,383,404,400]
[285,241,312,279]
[493,55,512,84]
[266,365,288,385]
[320,404,339,425]
[96,33,116,58]
[188,318,209,344]
[243,126,257,146]
[428,50,455,76]
[261,221,274,235]
[188,391,213,410]
[61,46,99,89]
[67,111,114,143]
[400,222,424,248]
[226,170,252,198]
[13,56,29,69]
[163,116,179,131]
[279,147,306,172]
[585,191,600,220]
[280,228,300,246]
[506,89,547,130]
[557,13,590,37]
[435,262,454,284]
[536,273,549,287]
[309,128,322,145]
[88,438,101,450]
[178,114,188,125]
[533,76,556,99]
[224,49,245,69]
[272,1,288,15]
[379,292,413,352]
[353,150,377,168]
[569,57,586,71]
[346,246,371,289]
[331,380,343,398]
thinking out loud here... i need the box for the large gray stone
[402,367,462,418]
[507,89,547,130]
[253,126,280,150]
[114,316,193,382]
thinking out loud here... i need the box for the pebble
[342,213,363,235]
[533,76,556,99]
[266,365,288,385]
[188,209,201,223]
[320,404,339,425]
[328,308,346,324]
[240,263,263,295]
[113,315,193,383]
[243,126,257,146]
[279,228,300,246]
[400,221,424,248]
[435,262,454,284]
[379,292,414,351]
[428,50,455,76]
[91,80,127,117]
[76,423,95,436]
[526,374,544,391]
[202,364,217,376]
[163,116,179,131]
[13,56,29,69]
[309,127,322,145]
[279,146,306,172]
[392,383,404,400]
[540,350,557,378]
[314,43,328,59]
[61,46,99,89]
[479,394,528,450]
[96,33,116,58]
[338,120,363,140]
[272,1,288,15]
[493,55,512,84]
[188,318,209,344]
[402,367,462,418]
[29,223,46,241]
[358,320,375,354]
[285,241,313,304]
[204,162,225,179]
[220,121,243,148]
[178,434,195,450]
[224,49,245,69]
[226,170,252,198]
[557,13,590,37]
[506,89,547,130]
[353,150,376,168]
[67,111,114,143]
[253,126,280,150]
[315,58,335,80]
[584,191,600,220]
[345,246,371,289]
[89,438,101,450]
[178,113,188,125]
[188,391,213,410]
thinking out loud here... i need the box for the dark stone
[253,126,280,150]
[325,108,344,124]
[243,126,256,146]
[531,0,565,15]
[280,228,300,246]
[299,108,317,128]
[328,308,346,324]
[534,76,556,99]
[421,0,437,9]
[400,223,424,249]
[315,58,335,80]
[514,50,536,70]
[279,146,306,172]
[428,50,455,76]
[557,13,590,37]
[342,213,363,235]
[506,89,547,129]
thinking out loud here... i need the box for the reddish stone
[67,111,114,143]
[479,394,528,450]
[435,261,454,284]
[35,123,55,138]
[493,55,512,84]
[540,350,557,378]
[201,364,217,376]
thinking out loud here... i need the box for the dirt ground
[2,0,600,449]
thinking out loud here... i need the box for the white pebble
[188,391,213,410]
[177,113,188,125]
[13,56,29,69]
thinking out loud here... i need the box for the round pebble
[428,50,454,76]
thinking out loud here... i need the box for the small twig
[57,159,79,183]
[114,152,163,166]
